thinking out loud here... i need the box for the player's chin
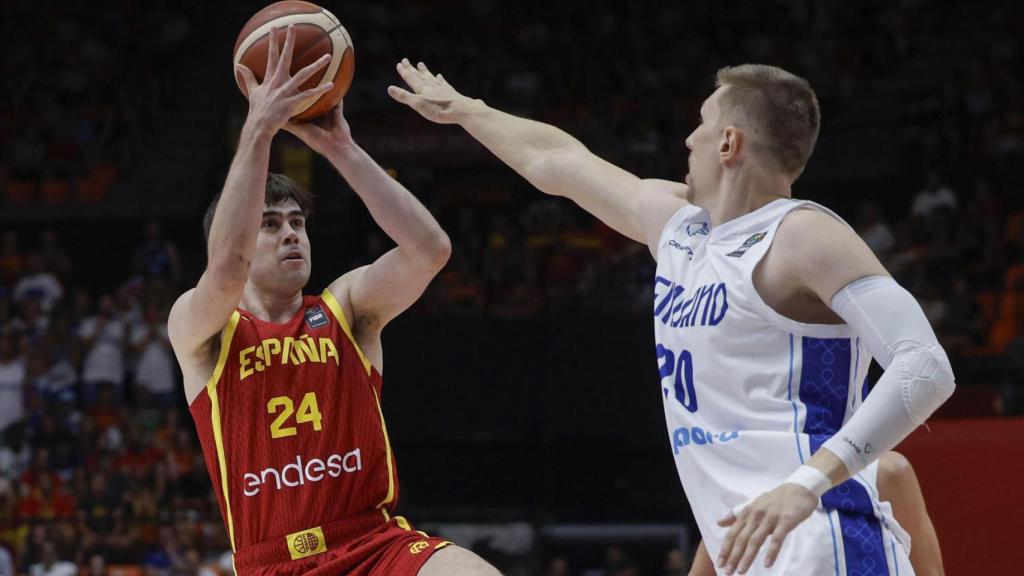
[278,261,310,284]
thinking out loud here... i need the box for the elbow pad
[822,276,956,474]
[888,340,955,425]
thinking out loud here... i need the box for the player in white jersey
[389,61,955,575]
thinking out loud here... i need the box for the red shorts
[233,510,452,576]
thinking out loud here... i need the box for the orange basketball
[233,1,355,122]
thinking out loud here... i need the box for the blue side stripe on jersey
[800,337,889,576]
[825,509,842,576]
[856,472,904,575]
[798,337,850,454]
[826,483,889,576]
[787,334,804,464]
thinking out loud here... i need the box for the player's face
[684,87,728,203]
[251,199,311,293]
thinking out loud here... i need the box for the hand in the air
[716,482,818,574]
[236,25,335,134]
[388,58,472,124]
[283,101,353,154]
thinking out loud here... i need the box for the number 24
[267,392,323,438]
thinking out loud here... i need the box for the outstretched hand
[283,101,353,154]
[388,58,472,124]
[716,482,818,574]
[235,25,335,134]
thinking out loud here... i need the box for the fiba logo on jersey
[304,305,330,330]
[294,532,320,553]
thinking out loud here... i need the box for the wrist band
[784,465,831,498]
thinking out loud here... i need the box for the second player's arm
[389,60,688,253]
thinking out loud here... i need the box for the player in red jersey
[168,27,500,575]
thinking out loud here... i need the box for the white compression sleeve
[821,275,956,475]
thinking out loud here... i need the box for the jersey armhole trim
[655,204,703,258]
[204,311,241,390]
[321,288,373,376]
[205,310,241,552]
[745,204,856,338]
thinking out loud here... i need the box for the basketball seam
[234,12,342,67]
[233,11,349,116]
[290,28,347,117]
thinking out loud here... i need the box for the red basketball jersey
[190,289,399,557]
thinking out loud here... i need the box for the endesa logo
[671,426,740,455]
[242,448,363,497]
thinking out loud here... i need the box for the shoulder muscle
[637,178,689,256]
[772,208,888,304]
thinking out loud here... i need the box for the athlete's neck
[702,166,792,227]
[239,283,304,324]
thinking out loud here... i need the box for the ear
[719,126,744,166]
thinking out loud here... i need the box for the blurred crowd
[0,225,236,574]
[0,0,194,205]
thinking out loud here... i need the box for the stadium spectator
[911,171,959,219]
[39,229,73,284]
[14,254,63,315]
[78,295,126,404]
[0,332,27,433]
[133,221,181,288]
[29,541,77,576]
[129,305,175,408]
[857,202,896,257]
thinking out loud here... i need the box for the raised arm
[388,59,688,254]
[284,104,451,370]
[168,26,334,402]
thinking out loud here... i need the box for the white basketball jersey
[654,198,912,575]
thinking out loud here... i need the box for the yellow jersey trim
[370,385,396,509]
[207,311,241,551]
[395,515,412,531]
[286,526,327,560]
[320,289,372,376]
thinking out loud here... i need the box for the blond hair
[715,64,820,176]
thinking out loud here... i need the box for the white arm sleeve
[820,275,956,475]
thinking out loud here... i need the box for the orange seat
[40,178,72,204]
[5,180,36,204]
[987,290,1021,353]
[75,164,119,203]
[976,291,997,323]
[1005,264,1024,290]
[1005,211,1024,243]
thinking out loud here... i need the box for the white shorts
[710,463,915,575]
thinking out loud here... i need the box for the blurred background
[1,0,1022,574]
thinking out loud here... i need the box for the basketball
[233,1,355,122]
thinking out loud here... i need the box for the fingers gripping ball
[234,1,354,122]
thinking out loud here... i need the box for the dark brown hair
[203,173,314,243]
[715,64,820,176]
